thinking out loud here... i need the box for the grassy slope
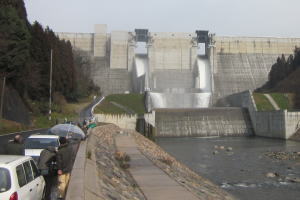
[95,94,145,115]
[0,119,28,135]
[253,93,294,111]
[253,93,275,111]
[270,93,290,110]
[0,95,95,134]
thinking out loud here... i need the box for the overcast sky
[24,0,300,37]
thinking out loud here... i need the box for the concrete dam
[57,25,300,137]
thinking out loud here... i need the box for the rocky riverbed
[265,151,300,161]
[89,124,234,200]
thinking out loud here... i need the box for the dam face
[57,25,300,137]
[57,25,300,108]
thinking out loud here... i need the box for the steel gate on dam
[56,24,300,137]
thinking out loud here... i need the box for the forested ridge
[0,0,96,116]
[257,47,300,107]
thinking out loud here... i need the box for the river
[156,136,300,200]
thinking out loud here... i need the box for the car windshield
[0,168,11,193]
[25,138,59,149]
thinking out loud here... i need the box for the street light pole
[49,49,53,121]
[0,76,6,120]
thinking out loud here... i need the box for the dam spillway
[56,25,300,137]
[56,26,300,107]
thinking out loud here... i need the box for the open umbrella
[49,124,85,140]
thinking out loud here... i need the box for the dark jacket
[38,147,57,170]
[5,141,24,155]
[56,143,73,173]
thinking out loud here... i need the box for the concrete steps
[155,107,254,137]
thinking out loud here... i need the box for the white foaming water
[149,92,211,109]
[147,56,212,110]
[197,57,212,92]
[149,92,166,108]
[194,93,211,107]
[135,56,146,77]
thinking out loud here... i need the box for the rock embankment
[129,130,235,200]
[88,125,145,200]
[89,124,235,200]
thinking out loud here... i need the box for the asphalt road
[0,128,48,153]
[0,95,104,144]
[79,96,104,122]
[0,96,103,199]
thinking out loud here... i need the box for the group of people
[4,134,73,200]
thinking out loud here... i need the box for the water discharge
[134,55,146,77]
[148,56,212,110]
[196,56,212,92]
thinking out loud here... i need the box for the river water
[156,136,300,200]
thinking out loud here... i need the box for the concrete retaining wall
[285,112,300,138]
[95,114,137,129]
[155,108,253,137]
[245,91,300,139]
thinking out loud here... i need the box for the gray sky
[24,0,299,37]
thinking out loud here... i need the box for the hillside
[257,48,300,108]
[0,0,98,125]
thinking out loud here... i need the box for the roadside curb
[66,128,103,200]
[65,139,87,200]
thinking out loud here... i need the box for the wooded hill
[0,0,97,115]
[257,48,300,108]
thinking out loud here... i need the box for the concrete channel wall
[245,91,300,139]
[94,114,137,129]
[155,108,253,137]
[66,130,104,200]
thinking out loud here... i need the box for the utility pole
[49,49,53,121]
[0,76,6,120]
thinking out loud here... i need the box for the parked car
[0,155,46,200]
[24,134,60,162]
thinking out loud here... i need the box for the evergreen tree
[0,6,30,84]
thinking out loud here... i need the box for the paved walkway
[264,94,280,110]
[115,134,199,200]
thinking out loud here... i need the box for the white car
[0,155,45,200]
[24,135,60,162]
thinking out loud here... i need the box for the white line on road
[91,96,105,116]
[0,128,47,137]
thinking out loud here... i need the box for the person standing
[4,134,24,155]
[37,146,57,200]
[56,137,73,199]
